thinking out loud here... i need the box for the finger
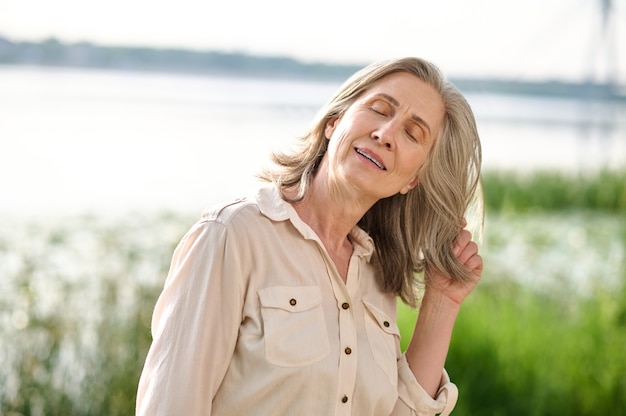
[457,241,479,265]
[464,252,483,274]
[452,229,472,256]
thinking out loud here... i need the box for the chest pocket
[363,300,400,387]
[258,286,330,367]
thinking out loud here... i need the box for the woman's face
[324,72,445,201]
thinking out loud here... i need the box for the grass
[482,168,626,213]
[398,250,626,415]
[445,278,626,415]
[1,169,624,415]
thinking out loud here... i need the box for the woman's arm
[136,220,244,415]
[404,227,482,397]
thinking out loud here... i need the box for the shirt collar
[254,184,374,261]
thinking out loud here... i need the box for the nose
[372,120,398,149]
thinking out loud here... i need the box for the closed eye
[405,124,424,143]
[371,107,386,116]
[369,100,392,117]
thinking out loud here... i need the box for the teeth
[356,149,385,170]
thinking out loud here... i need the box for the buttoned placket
[329,253,361,416]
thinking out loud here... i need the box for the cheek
[400,149,428,175]
[328,121,355,147]
[326,129,351,159]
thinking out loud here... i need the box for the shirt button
[341,395,348,403]
[289,298,297,306]
[341,302,349,310]
[344,347,352,355]
[383,321,390,327]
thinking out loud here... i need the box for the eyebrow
[373,93,432,135]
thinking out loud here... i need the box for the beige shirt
[136,185,458,416]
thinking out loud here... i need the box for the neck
[290,166,374,253]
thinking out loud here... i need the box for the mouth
[355,148,386,170]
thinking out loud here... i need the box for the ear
[399,176,419,195]
[325,117,339,139]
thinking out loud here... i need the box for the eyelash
[371,106,389,117]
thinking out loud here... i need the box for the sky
[1,0,624,82]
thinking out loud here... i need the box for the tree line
[0,36,361,80]
[0,35,622,100]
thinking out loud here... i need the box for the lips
[355,148,386,170]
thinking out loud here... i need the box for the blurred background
[0,0,624,414]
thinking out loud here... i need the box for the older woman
[137,57,483,416]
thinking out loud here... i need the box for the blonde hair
[259,57,482,307]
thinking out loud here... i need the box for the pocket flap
[363,300,400,336]
[258,286,323,312]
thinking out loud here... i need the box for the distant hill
[0,36,623,101]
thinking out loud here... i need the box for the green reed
[483,168,626,213]
[444,270,626,415]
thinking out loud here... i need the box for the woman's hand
[427,225,483,306]
[406,224,483,398]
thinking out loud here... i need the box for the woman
[136,57,483,415]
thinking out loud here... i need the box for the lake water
[1,66,625,216]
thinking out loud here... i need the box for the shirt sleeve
[136,219,244,415]
[391,354,459,416]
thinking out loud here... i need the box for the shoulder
[171,196,268,265]
[189,194,284,251]
[200,196,264,228]
[199,184,289,230]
